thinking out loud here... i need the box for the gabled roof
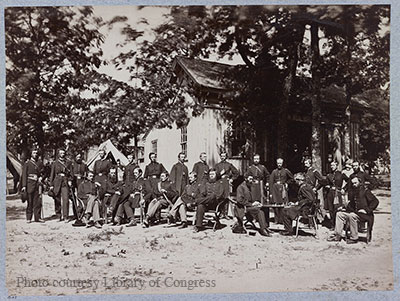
[174,56,238,91]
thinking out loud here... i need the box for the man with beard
[21,147,45,223]
[281,173,316,236]
[247,154,270,203]
[348,161,376,199]
[143,171,178,227]
[215,151,239,218]
[192,152,209,184]
[269,158,293,224]
[167,171,202,229]
[233,173,271,236]
[328,177,379,244]
[325,161,348,229]
[49,148,72,222]
[144,152,167,195]
[114,167,150,227]
[193,169,224,232]
[170,152,189,196]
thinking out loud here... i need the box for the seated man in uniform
[77,171,102,229]
[193,169,225,233]
[328,177,379,244]
[280,173,316,236]
[233,173,271,236]
[114,167,151,227]
[167,171,203,229]
[143,171,178,227]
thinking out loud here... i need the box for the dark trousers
[55,186,69,219]
[194,196,217,227]
[244,206,268,230]
[26,189,41,221]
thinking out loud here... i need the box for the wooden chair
[295,204,319,238]
[345,214,374,243]
[207,198,230,231]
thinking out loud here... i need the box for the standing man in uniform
[49,148,72,222]
[269,158,293,224]
[21,147,44,223]
[192,152,209,184]
[93,149,112,189]
[70,153,88,193]
[144,152,167,195]
[325,161,348,229]
[215,151,239,217]
[170,152,189,196]
[247,154,270,203]
[304,158,325,194]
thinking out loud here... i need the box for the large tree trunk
[277,25,305,160]
[343,7,353,162]
[310,22,322,171]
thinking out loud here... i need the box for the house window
[151,140,158,156]
[181,126,187,156]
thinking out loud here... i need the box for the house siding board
[143,107,241,174]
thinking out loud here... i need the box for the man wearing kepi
[328,177,379,244]
[281,173,316,236]
[144,152,167,194]
[170,152,189,196]
[233,173,271,236]
[21,147,44,223]
[192,152,209,184]
[49,148,72,222]
[269,158,293,224]
[247,154,270,203]
[167,171,202,229]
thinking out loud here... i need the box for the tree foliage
[6,6,105,155]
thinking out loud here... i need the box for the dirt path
[5,189,393,296]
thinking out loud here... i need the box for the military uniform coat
[70,160,88,189]
[93,158,112,188]
[22,159,44,193]
[170,161,189,196]
[192,161,210,183]
[144,161,167,193]
[269,168,293,204]
[215,161,239,198]
[247,164,270,202]
[49,159,71,196]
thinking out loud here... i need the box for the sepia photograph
[4,3,393,296]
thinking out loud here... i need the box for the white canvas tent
[86,139,129,170]
[6,151,22,194]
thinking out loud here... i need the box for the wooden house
[141,56,369,175]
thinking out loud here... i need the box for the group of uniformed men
[20,146,379,243]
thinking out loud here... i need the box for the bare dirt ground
[5,188,394,296]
